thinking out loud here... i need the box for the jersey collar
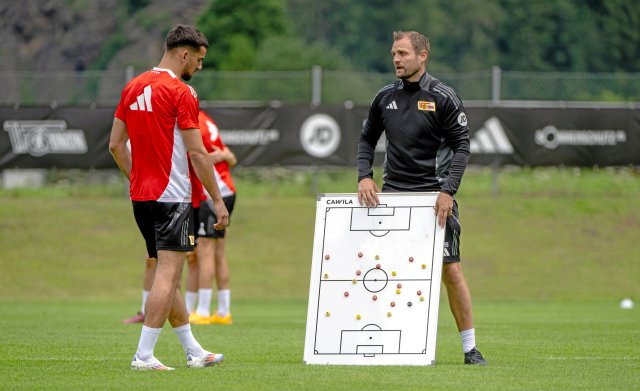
[153,67,177,79]
[402,72,433,92]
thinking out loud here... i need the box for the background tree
[421,0,505,73]
[196,0,289,70]
[283,0,640,73]
[254,37,350,70]
[285,0,410,72]
[585,0,640,72]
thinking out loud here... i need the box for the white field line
[545,356,638,361]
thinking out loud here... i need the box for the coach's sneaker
[464,347,487,365]
[189,312,211,325]
[130,354,175,371]
[122,311,145,324]
[186,351,224,368]
[211,312,233,325]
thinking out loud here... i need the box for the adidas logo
[129,85,153,112]
[385,100,398,110]
[470,116,513,154]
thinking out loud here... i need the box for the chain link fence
[1,67,639,106]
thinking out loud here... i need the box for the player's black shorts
[197,194,236,239]
[132,201,195,259]
[192,207,200,240]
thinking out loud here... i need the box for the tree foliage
[282,0,640,73]
[194,0,640,73]
[254,37,350,71]
[586,0,640,72]
[196,0,355,72]
[196,0,289,70]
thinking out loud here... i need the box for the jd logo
[3,120,88,157]
[300,114,341,158]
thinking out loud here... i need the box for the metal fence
[1,67,639,106]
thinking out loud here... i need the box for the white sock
[136,325,161,360]
[185,291,198,315]
[140,290,149,315]
[173,324,204,356]
[460,328,476,353]
[217,289,231,316]
[196,289,212,317]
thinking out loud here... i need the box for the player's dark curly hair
[165,24,209,51]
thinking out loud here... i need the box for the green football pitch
[1,167,638,389]
[0,300,637,390]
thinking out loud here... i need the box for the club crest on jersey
[417,101,436,112]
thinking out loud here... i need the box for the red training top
[190,111,236,202]
[115,67,199,202]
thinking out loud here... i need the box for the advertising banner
[465,107,640,166]
[1,105,638,169]
[1,107,115,169]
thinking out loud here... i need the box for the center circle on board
[363,268,388,293]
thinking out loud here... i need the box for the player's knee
[186,252,197,267]
[144,258,157,270]
[442,263,463,284]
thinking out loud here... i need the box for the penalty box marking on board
[350,205,412,236]
[340,326,402,355]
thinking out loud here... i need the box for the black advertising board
[1,104,638,169]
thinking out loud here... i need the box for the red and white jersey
[115,67,200,202]
[198,111,236,198]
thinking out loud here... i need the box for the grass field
[1,167,639,389]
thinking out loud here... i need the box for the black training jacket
[357,72,471,196]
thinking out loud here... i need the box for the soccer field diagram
[303,193,445,366]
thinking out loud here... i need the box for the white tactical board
[303,192,445,366]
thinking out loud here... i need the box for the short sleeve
[176,85,200,131]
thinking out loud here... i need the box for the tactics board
[303,193,445,366]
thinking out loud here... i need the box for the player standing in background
[109,24,229,370]
[357,31,487,365]
[184,160,207,315]
[121,256,154,324]
[188,110,237,325]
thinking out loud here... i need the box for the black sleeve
[357,95,385,182]
[439,98,471,196]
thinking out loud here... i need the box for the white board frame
[303,192,445,365]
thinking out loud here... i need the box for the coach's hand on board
[213,200,229,230]
[358,178,380,208]
[435,192,453,229]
